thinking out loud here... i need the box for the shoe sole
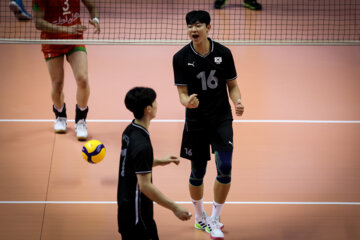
[195,223,223,233]
[54,129,66,133]
[77,136,88,141]
[194,226,204,231]
[194,223,207,231]
[210,236,224,240]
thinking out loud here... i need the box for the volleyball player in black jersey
[117,87,191,240]
[173,10,244,240]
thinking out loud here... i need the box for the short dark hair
[186,10,211,26]
[125,87,157,119]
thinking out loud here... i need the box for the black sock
[75,104,88,123]
[53,103,67,118]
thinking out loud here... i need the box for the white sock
[211,201,224,219]
[78,105,88,111]
[192,198,205,218]
[55,104,64,113]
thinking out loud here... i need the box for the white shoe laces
[54,117,67,129]
[76,119,87,130]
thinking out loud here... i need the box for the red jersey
[33,0,83,40]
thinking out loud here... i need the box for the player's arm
[32,2,86,35]
[137,173,191,221]
[173,53,199,109]
[153,155,180,167]
[82,0,100,33]
[227,79,244,116]
[176,86,199,109]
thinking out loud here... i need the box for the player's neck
[134,118,150,130]
[193,38,210,56]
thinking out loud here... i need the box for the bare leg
[189,183,204,201]
[46,56,65,109]
[67,51,90,109]
[214,181,231,204]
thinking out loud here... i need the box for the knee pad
[189,161,207,186]
[215,151,232,184]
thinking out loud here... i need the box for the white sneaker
[195,212,224,233]
[194,212,208,231]
[54,117,67,133]
[75,119,88,140]
[208,217,224,240]
[9,0,32,21]
[214,217,224,230]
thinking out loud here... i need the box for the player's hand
[89,18,100,34]
[162,155,180,165]
[68,24,87,35]
[235,99,244,116]
[173,205,192,221]
[154,155,180,167]
[186,94,199,109]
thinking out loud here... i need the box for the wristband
[92,17,100,24]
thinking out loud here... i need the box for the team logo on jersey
[53,13,80,25]
[187,62,195,67]
[214,57,222,64]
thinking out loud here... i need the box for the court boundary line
[0,119,360,124]
[0,201,359,205]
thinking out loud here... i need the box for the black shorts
[180,119,233,161]
[119,219,159,240]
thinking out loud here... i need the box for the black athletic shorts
[119,219,159,240]
[180,119,233,161]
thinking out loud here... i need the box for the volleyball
[82,140,106,164]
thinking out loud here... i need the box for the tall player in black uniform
[117,87,192,240]
[173,11,244,240]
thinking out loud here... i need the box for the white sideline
[0,119,359,124]
[0,201,359,205]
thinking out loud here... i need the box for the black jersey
[173,38,237,127]
[117,120,154,232]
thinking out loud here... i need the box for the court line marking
[0,201,359,205]
[0,119,359,124]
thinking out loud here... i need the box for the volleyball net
[0,0,359,45]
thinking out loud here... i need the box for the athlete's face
[187,21,210,44]
[149,100,157,119]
